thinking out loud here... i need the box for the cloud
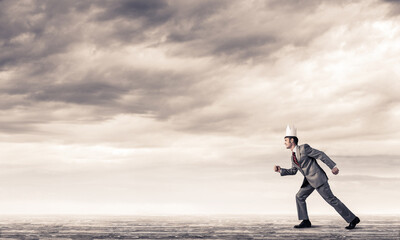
[161,1,358,61]
[2,67,223,120]
[28,81,127,105]
[0,1,236,126]
[94,0,172,23]
[382,0,400,16]
[0,121,41,134]
[0,0,398,141]
[0,0,90,69]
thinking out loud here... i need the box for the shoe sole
[294,225,312,228]
[345,218,360,229]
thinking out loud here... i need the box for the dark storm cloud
[1,65,217,121]
[0,0,92,69]
[161,1,338,61]
[85,0,328,60]
[210,34,277,60]
[0,0,229,119]
[94,0,172,23]
[382,0,400,16]
[116,69,217,119]
[28,81,127,105]
[164,24,280,61]
[1,0,398,134]
[86,0,174,45]
[90,0,232,50]
[383,0,400,3]
[0,0,229,54]
[0,0,372,70]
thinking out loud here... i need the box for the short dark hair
[285,136,298,145]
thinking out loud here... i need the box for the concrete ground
[0,215,399,239]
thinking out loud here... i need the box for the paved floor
[0,215,399,239]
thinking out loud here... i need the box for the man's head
[284,136,298,150]
[285,125,298,150]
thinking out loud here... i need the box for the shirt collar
[292,145,298,153]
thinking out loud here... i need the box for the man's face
[284,137,293,149]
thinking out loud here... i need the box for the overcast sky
[0,0,399,216]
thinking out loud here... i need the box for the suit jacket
[280,144,336,188]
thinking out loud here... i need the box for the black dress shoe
[345,217,360,229]
[294,219,312,228]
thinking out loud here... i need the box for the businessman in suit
[274,125,360,229]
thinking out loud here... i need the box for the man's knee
[296,192,306,201]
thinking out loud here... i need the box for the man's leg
[296,183,315,220]
[316,181,356,223]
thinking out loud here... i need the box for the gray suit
[280,144,356,223]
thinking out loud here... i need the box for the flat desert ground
[0,215,399,239]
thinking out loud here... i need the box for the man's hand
[274,165,281,173]
[332,167,339,175]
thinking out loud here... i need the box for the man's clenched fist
[274,165,281,173]
[332,167,339,175]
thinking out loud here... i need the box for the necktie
[292,152,300,167]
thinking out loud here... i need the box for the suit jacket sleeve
[280,162,298,176]
[304,144,336,169]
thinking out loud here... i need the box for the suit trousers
[296,181,356,223]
